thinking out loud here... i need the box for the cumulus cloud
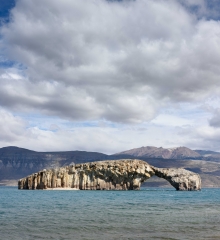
[0,0,219,124]
[1,0,220,152]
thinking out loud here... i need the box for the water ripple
[0,187,220,239]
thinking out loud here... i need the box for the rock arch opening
[141,175,171,188]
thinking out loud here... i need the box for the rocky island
[18,159,201,191]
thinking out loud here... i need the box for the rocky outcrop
[18,159,201,191]
[18,160,154,190]
[152,167,201,191]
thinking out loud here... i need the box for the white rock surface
[152,167,201,191]
[18,159,201,191]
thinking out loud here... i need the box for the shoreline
[45,187,79,190]
[1,184,220,189]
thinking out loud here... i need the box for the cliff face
[18,159,201,191]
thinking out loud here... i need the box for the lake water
[0,187,220,240]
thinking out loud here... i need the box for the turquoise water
[0,187,220,240]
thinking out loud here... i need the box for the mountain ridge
[115,146,202,159]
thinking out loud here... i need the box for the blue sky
[0,0,15,68]
[0,0,15,19]
[0,0,220,153]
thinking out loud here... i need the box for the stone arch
[18,159,201,191]
[150,167,201,191]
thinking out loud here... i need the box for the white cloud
[0,0,220,151]
[0,108,27,142]
[0,108,194,154]
[151,114,193,127]
[176,125,220,151]
[0,105,220,154]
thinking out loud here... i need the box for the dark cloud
[209,109,220,128]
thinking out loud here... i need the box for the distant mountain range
[1,146,220,187]
[115,146,201,159]
[115,146,220,161]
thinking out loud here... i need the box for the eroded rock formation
[152,167,201,191]
[18,159,201,191]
